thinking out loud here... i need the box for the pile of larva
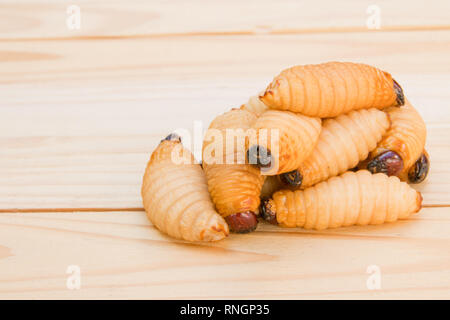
[141,61,429,242]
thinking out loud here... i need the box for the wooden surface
[0,1,449,299]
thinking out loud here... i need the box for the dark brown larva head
[393,79,405,106]
[161,133,181,143]
[224,211,258,233]
[280,170,302,187]
[247,145,272,168]
[367,150,404,176]
[259,198,277,225]
[408,153,430,184]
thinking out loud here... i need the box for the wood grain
[1,0,450,40]
[0,208,448,299]
[2,31,450,86]
[0,0,449,300]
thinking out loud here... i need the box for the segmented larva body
[240,94,269,116]
[372,100,427,172]
[202,109,264,226]
[260,62,403,118]
[249,110,321,175]
[295,108,390,188]
[142,138,229,242]
[267,170,422,229]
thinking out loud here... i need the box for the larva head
[247,145,272,168]
[161,133,182,143]
[393,79,405,106]
[279,170,302,188]
[152,133,193,164]
[367,150,404,176]
[224,211,258,233]
[260,198,277,225]
[408,152,430,184]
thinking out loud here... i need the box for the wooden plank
[0,31,449,209]
[1,31,450,86]
[0,208,448,299]
[1,0,450,40]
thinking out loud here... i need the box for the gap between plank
[1,25,450,42]
[0,204,449,214]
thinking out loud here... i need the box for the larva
[240,94,269,116]
[247,110,322,175]
[260,175,284,199]
[280,108,390,188]
[261,170,422,229]
[202,109,264,233]
[142,134,229,241]
[260,62,404,117]
[367,100,428,183]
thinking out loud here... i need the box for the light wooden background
[0,0,449,299]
